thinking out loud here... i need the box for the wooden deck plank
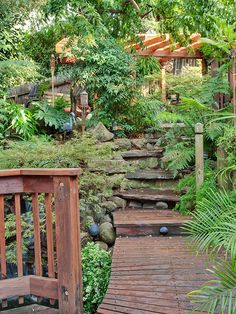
[1,305,58,314]
[97,237,214,314]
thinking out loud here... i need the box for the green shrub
[23,25,64,76]
[0,135,114,169]
[165,65,229,105]
[0,60,41,95]
[32,100,70,130]
[0,100,38,139]
[82,242,111,314]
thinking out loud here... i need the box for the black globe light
[88,223,100,237]
[159,226,169,236]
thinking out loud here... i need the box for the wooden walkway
[98,237,212,314]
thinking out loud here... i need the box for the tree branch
[129,0,140,12]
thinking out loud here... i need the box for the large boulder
[95,241,108,251]
[93,207,106,223]
[114,138,132,150]
[80,232,93,248]
[102,201,117,213]
[100,222,116,245]
[82,215,95,230]
[100,214,113,224]
[156,201,169,209]
[92,122,114,142]
[131,138,145,149]
[109,196,127,209]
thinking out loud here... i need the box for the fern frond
[179,97,209,111]
[162,142,194,175]
[157,111,185,123]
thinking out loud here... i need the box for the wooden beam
[0,168,82,177]
[54,175,83,314]
[139,38,170,55]
[0,276,30,299]
[0,177,23,194]
[151,49,203,59]
[201,58,208,75]
[23,176,54,193]
[0,276,58,300]
[131,36,164,50]
[161,63,167,102]
[30,276,58,299]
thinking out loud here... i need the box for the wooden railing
[0,168,83,313]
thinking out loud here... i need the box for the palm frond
[183,189,236,258]
[189,259,236,314]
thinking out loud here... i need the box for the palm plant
[183,189,236,313]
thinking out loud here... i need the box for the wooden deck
[98,237,212,314]
[1,305,58,313]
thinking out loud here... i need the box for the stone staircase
[113,130,189,237]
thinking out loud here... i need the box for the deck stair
[114,210,190,236]
[98,132,215,313]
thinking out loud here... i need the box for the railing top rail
[0,168,82,177]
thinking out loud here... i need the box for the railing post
[195,123,204,191]
[54,175,83,314]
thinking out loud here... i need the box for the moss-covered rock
[100,222,116,245]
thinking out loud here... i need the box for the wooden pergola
[127,33,204,100]
[55,33,204,101]
[55,33,203,62]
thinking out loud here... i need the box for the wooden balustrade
[0,168,83,314]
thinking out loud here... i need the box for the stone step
[161,123,186,129]
[114,189,180,203]
[121,149,163,159]
[87,159,129,174]
[126,169,178,180]
[114,210,189,236]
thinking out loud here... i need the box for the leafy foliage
[23,24,65,76]
[0,60,40,96]
[32,100,70,130]
[189,259,236,314]
[176,166,217,214]
[82,242,111,314]
[183,188,236,313]
[60,37,142,130]
[5,201,47,264]
[162,142,194,176]
[0,100,38,139]
[0,0,46,60]
[0,134,114,169]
